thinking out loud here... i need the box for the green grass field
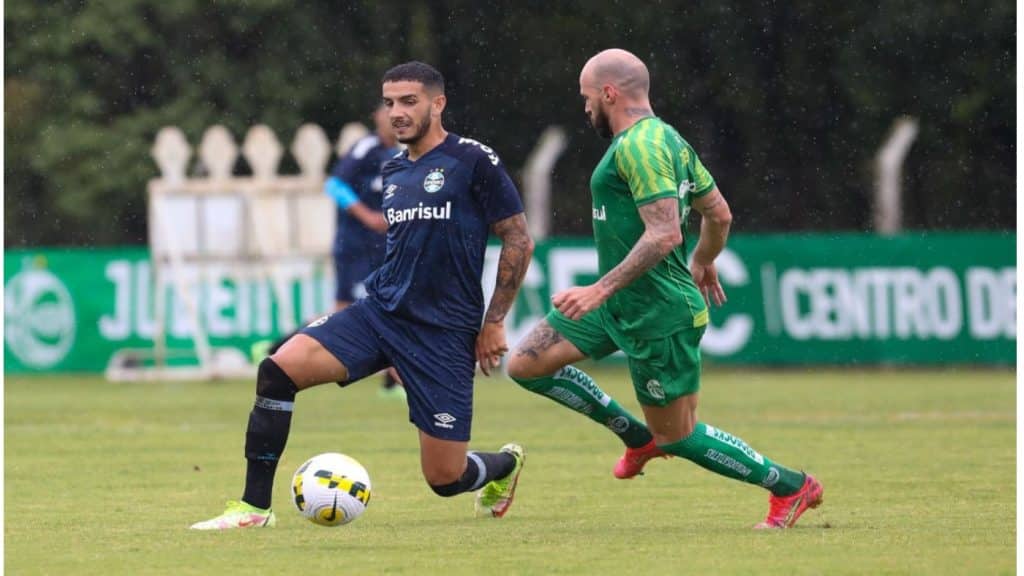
[5,366,1016,575]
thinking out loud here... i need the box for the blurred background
[6,0,1015,245]
[3,0,1016,376]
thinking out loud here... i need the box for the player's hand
[691,259,727,306]
[475,320,508,376]
[552,284,610,321]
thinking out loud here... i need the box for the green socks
[513,368,804,496]
[659,422,805,496]
[513,366,653,448]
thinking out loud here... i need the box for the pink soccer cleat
[613,439,668,479]
[754,474,824,529]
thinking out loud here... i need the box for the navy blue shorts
[333,251,383,303]
[300,299,476,441]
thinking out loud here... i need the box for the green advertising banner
[4,232,1016,374]
[4,248,335,374]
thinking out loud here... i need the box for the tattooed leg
[508,320,653,449]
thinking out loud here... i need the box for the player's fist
[475,321,508,376]
[552,284,610,321]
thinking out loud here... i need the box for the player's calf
[426,450,518,498]
[241,357,298,510]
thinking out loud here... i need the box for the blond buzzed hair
[582,48,650,97]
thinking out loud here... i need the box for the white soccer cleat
[189,500,277,530]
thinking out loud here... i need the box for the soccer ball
[291,452,372,527]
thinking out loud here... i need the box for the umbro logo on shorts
[433,413,456,429]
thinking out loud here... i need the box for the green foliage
[5,367,1015,574]
[4,1,1015,246]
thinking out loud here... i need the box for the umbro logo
[433,413,456,429]
[384,184,398,199]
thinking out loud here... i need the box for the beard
[396,113,432,145]
[589,106,613,139]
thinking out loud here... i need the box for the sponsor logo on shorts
[433,412,457,429]
[704,448,752,477]
[307,315,329,328]
[423,168,445,193]
[645,379,666,401]
[607,416,630,434]
[704,424,765,465]
[761,467,780,488]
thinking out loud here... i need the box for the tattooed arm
[485,213,534,323]
[690,187,732,306]
[477,213,534,375]
[552,197,681,320]
[598,197,681,294]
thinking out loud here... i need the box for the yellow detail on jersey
[635,123,661,195]
[693,308,709,328]
[617,121,677,201]
[615,133,641,189]
[693,154,714,193]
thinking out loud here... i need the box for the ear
[601,85,617,104]
[432,94,447,117]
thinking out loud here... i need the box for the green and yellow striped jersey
[589,116,715,338]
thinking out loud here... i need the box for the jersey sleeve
[331,136,379,184]
[330,153,363,184]
[689,149,716,198]
[615,124,678,206]
[472,152,524,225]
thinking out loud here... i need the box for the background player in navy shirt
[192,62,535,529]
[266,103,405,398]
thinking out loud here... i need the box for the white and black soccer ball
[291,452,372,527]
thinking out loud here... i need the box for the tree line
[5,0,1014,246]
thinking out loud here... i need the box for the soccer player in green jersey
[507,48,823,529]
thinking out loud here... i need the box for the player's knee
[507,352,546,381]
[256,357,298,400]
[422,462,465,489]
[427,480,464,497]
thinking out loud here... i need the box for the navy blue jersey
[365,133,524,333]
[330,135,401,256]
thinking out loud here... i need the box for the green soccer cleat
[377,385,407,401]
[475,443,525,518]
[189,500,277,531]
[250,340,273,363]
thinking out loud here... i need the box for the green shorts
[546,307,706,406]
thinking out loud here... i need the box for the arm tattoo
[485,213,534,323]
[624,107,654,118]
[598,198,680,294]
[697,194,723,212]
[514,321,565,360]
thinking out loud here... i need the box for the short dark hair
[382,61,445,93]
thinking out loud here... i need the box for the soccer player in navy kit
[265,103,405,398]
[192,61,535,529]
